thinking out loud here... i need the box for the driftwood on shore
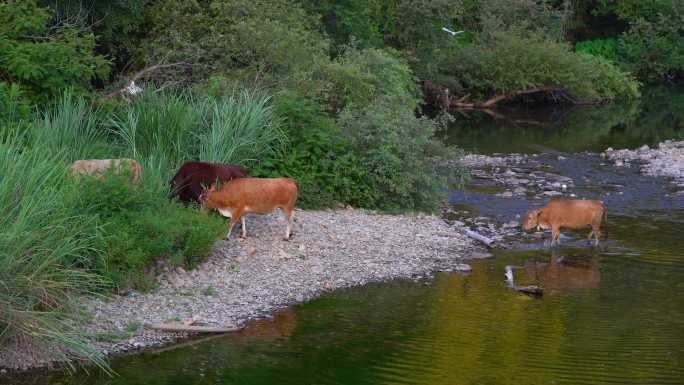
[463,228,494,247]
[144,323,240,333]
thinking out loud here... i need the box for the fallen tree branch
[463,228,494,247]
[144,323,240,333]
[451,87,558,109]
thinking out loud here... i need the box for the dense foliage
[0,1,109,102]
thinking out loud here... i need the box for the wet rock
[606,141,684,187]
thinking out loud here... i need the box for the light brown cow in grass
[199,177,298,240]
[522,199,607,246]
[71,158,141,183]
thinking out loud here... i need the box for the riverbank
[0,208,476,372]
[604,140,684,189]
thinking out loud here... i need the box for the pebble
[605,141,684,187]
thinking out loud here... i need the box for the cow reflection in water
[525,249,601,290]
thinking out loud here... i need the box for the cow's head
[522,209,541,231]
[198,182,218,206]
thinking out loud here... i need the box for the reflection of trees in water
[444,86,684,153]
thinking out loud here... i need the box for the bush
[0,0,109,102]
[338,97,460,212]
[257,49,465,212]
[254,91,367,209]
[142,0,329,90]
[66,166,227,289]
[438,32,639,103]
[576,38,618,61]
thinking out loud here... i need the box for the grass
[0,141,109,373]
[111,87,285,170]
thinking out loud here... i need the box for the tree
[0,1,110,102]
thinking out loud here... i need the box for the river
[6,87,684,385]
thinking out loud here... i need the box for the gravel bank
[0,208,475,372]
[604,140,684,188]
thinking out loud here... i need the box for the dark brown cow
[169,161,247,204]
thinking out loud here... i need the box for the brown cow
[71,158,141,183]
[522,199,607,246]
[199,177,298,240]
[169,161,247,204]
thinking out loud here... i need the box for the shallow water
[6,88,684,385]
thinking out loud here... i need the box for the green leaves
[0,1,110,103]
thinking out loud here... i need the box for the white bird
[442,27,465,36]
[125,81,142,96]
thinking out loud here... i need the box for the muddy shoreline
[0,208,478,373]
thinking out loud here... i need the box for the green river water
[5,87,684,385]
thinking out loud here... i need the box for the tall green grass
[31,90,108,160]
[198,91,284,164]
[0,140,109,372]
[111,88,285,170]
[111,89,201,165]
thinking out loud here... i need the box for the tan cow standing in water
[522,199,607,246]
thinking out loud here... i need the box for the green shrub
[142,0,329,89]
[67,167,226,289]
[257,49,465,212]
[576,38,618,61]
[438,32,639,103]
[254,91,367,208]
[338,97,460,212]
[0,0,109,102]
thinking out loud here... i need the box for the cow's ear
[209,182,217,191]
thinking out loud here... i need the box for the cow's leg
[226,208,243,239]
[591,223,601,246]
[551,225,560,247]
[240,215,247,238]
[283,208,294,240]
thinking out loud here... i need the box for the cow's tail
[603,204,608,241]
